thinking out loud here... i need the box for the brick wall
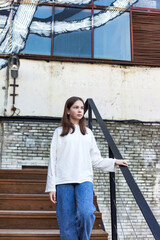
[92,122,160,240]
[0,121,60,169]
[0,119,159,239]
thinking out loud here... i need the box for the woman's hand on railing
[49,191,57,204]
[115,159,128,167]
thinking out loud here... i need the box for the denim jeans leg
[75,181,96,240]
[56,184,79,240]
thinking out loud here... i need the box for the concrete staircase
[0,168,108,239]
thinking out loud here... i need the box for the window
[20,1,132,61]
[0,10,9,30]
[18,0,160,66]
[94,11,131,61]
[53,7,92,57]
[94,0,115,6]
[21,5,52,55]
[0,9,10,54]
[134,0,160,9]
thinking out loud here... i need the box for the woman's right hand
[49,191,56,204]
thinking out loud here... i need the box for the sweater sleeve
[45,129,58,193]
[90,130,116,172]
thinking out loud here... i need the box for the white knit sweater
[45,125,116,192]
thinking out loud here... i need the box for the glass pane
[0,10,10,55]
[134,0,160,9]
[0,10,10,30]
[52,0,92,5]
[21,35,51,55]
[21,6,52,55]
[53,7,92,58]
[94,11,131,61]
[94,0,115,6]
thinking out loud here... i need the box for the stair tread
[0,210,100,215]
[0,229,107,236]
[0,229,60,235]
[0,179,45,183]
[0,169,47,173]
[0,210,56,215]
[0,193,96,198]
[0,194,48,199]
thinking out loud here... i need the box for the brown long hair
[60,96,87,137]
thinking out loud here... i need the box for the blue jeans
[56,181,96,240]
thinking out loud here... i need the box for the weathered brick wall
[0,119,159,240]
[92,122,160,240]
[0,121,60,169]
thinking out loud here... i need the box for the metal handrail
[85,98,160,240]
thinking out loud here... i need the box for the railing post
[88,102,92,130]
[109,146,117,240]
[88,101,106,232]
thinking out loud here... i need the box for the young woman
[45,96,128,240]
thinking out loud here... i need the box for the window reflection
[94,11,131,61]
[53,7,92,58]
[134,0,160,9]
[94,0,115,6]
[21,6,52,55]
[0,10,10,30]
[19,3,133,61]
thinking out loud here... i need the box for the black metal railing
[85,98,160,240]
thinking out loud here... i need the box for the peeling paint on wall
[142,148,156,170]
[153,163,160,205]
[0,66,8,115]
[26,138,35,148]
[0,60,160,121]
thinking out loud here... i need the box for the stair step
[0,210,102,230]
[0,168,107,239]
[0,229,108,240]
[0,194,55,211]
[0,169,47,180]
[0,180,46,194]
[0,194,97,211]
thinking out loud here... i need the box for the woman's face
[67,100,84,124]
